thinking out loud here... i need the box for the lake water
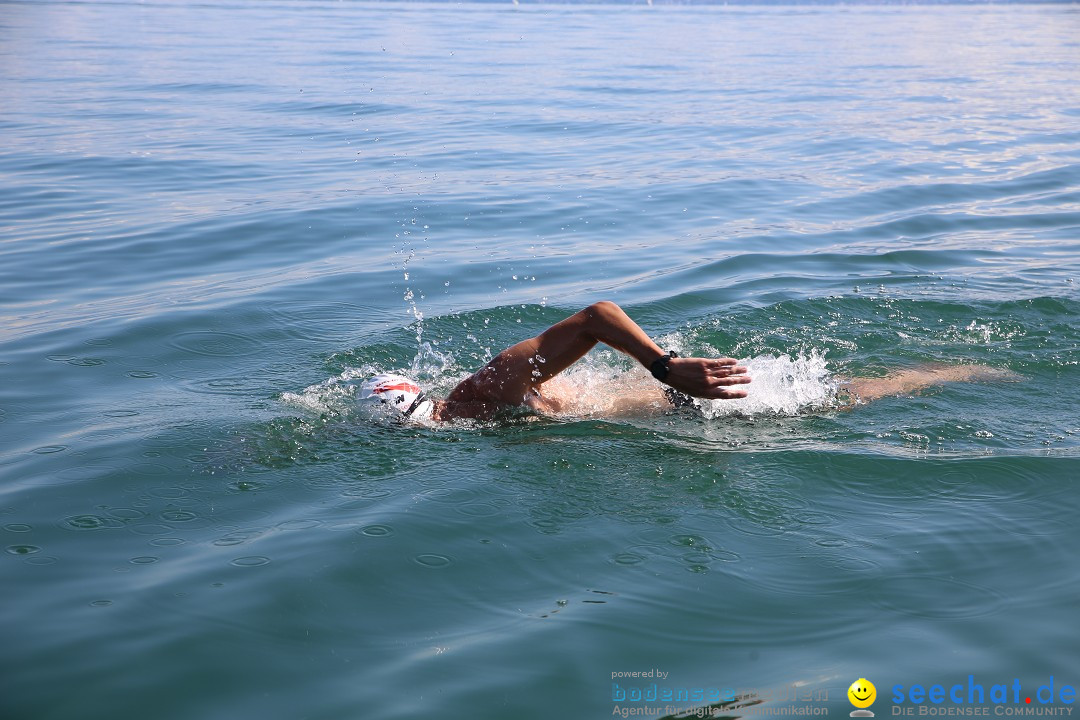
[2,2,1079,718]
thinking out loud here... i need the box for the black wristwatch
[649,350,678,381]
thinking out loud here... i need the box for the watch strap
[649,350,678,381]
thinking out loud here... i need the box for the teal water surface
[1,2,1079,719]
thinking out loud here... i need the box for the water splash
[280,366,372,416]
[400,248,424,348]
[700,352,835,418]
[280,341,466,421]
[408,341,455,382]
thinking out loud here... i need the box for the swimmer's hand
[665,357,751,400]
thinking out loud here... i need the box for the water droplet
[64,515,108,530]
[161,510,197,523]
[130,556,158,564]
[67,357,105,366]
[90,599,112,607]
[670,534,708,549]
[231,556,270,567]
[4,524,32,533]
[360,525,393,537]
[213,529,264,546]
[414,553,451,568]
[6,545,40,555]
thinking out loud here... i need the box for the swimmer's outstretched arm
[446,301,750,408]
[838,363,1020,404]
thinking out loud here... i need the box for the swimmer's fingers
[682,358,751,381]
[696,357,740,368]
[710,374,752,386]
[665,358,752,400]
[703,387,750,400]
[705,363,749,378]
[701,373,752,399]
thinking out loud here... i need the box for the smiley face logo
[848,678,876,717]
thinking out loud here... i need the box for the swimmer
[359,301,1018,422]
[361,300,750,422]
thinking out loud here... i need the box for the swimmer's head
[358,373,435,422]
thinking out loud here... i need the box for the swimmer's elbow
[583,300,623,322]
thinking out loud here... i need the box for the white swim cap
[358,373,434,421]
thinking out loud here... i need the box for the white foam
[280,374,363,417]
[280,343,468,423]
[699,351,835,418]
